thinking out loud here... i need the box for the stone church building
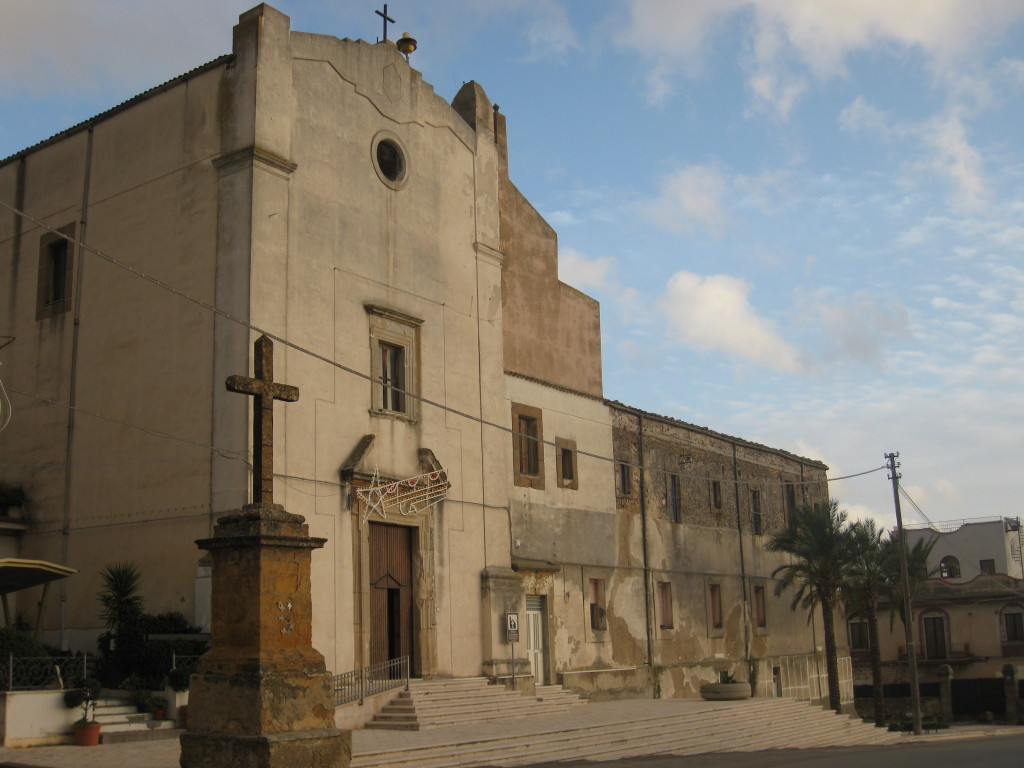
[0,5,846,707]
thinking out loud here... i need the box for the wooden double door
[369,523,415,673]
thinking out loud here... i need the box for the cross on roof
[226,335,299,505]
[375,3,396,42]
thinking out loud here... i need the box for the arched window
[939,556,960,579]
[1001,604,1024,643]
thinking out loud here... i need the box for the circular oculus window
[372,133,409,189]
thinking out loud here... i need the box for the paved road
[516,732,1024,768]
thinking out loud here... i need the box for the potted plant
[699,670,752,701]
[166,666,191,727]
[63,677,103,746]
[151,695,167,720]
[131,688,153,714]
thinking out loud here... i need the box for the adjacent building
[851,517,1024,719]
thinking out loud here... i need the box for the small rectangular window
[518,416,539,475]
[512,403,545,490]
[753,584,767,628]
[848,620,870,650]
[379,342,405,412]
[980,559,996,575]
[36,224,75,320]
[367,304,421,419]
[708,583,722,630]
[556,438,578,490]
[588,578,607,631]
[617,462,631,496]
[46,239,68,305]
[784,482,797,529]
[560,448,573,480]
[751,490,763,535]
[711,480,722,510]
[1005,611,1024,642]
[658,581,674,629]
[668,474,681,523]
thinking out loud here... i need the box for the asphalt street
[514,732,1024,768]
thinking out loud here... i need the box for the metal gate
[369,523,414,673]
[951,678,1005,716]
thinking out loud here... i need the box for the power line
[1,201,861,491]
[6,386,247,463]
[4,382,885,492]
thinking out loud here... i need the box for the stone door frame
[353,514,437,678]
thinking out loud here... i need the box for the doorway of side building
[525,595,547,685]
[369,522,416,675]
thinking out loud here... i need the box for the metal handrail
[333,656,409,706]
[1,653,87,691]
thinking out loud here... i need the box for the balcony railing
[898,643,971,661]
[333,656,409,707]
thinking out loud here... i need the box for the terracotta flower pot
[699,682,752,701]
[73,722,102,747]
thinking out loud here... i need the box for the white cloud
[919,113,987,211]
[838,96,892,136]
[840,100,987,212]
[650,165,729,236]
[658,271,802,373]
[805,292,910,366]
[558,247,613,291]
[618,0,1024,116]
[0,0,241,99]
[547,210,580,227]
[521,0,581,61]
[1000,58,1024,84]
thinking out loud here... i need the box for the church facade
[0,5,848,708]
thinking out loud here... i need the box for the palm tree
[881,531,937,632]
[97,561,144,637]
[767,500,858,713]
[846,520,887,726]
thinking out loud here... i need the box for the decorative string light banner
[358,467,449,524]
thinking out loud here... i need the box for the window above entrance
[366,304,422,421]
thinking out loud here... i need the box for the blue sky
[3,1,1023,531]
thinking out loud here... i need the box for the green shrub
[0,626,49,660]
[63,677,102,723]
[167,666,191,692]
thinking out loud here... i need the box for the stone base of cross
[180,505,350,767]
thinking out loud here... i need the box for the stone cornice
[212,146,298,178]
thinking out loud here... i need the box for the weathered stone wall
[497,139,603,398]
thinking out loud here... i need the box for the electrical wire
[6,386,247,463]
[0,370,11,434]
[1,201,877,493]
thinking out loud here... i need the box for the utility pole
[886,451,922,735]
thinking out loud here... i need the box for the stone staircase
[352,696,903,768]
[93,695,180,744]
[364,678,585,730]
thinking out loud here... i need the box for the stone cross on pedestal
[180,334,349,768]
[226,334,299,505]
